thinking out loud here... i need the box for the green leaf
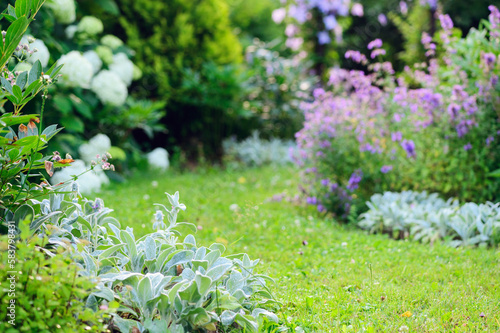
[30,211,62,232]
[97,0,119,15]
[138,275,153,307]
[0,113,36,127]
[8,148,20,161]
[487,169,500,178]
[7,5,17,19]
[195,273,212,297]
[120,229,138,259]
[98,243,126,260]
[27,60,42,85]
[61,116,84,133]
[14,204,34,226]
[1,17,30,69]
[92,286,115,302]
[15,0,29,19]
[53,95,73,114]
[12,84,22,102]
[22,79,42,97]
[16,70,28,90]
[1,77,14,95]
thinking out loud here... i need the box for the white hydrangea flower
[29,39,50,67]
[47,0,76,24]
[91,70,128,106]
[51,160,109,194]
[57,51,94,88]
[101,34,123,50]
[14,62,32,73]
[83,50,102,74]
[78,134,112,164]
[65,25,78,39]
[147,148,169,171]
[109,53,134,86]
[77,16,104,35]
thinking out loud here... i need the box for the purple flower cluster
[296,6,500,216]
[273,0,363,48]
[347,170,363,191]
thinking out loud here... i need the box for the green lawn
[99,165,500,332]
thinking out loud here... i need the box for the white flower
[77,16,104,35]
[57,51,94,88]
[147,148,169,171]
[21,36,50,67]
[51,160,109,194]
[90,70,128,106]
[29,39,50,67]
[83,50,102,74]
[47,0,76,24]
[100,34,123,50]
[78,134,112,164]
[109,53,134,86]
[14,62,32,73]
[65,25,78,39]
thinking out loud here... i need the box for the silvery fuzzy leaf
[143,319,169,333]
[144,236,157,261]
[162,250,194,273]
[203,250,221,267]
[92,286,115,302]
[252,308,279,323]
[209,242,226,254]
[206,263,233,281]
[181,268,196,281]
[184,234,196,246]
[111,315,141,333]
[195,272,212,297]
[194,246,207,260]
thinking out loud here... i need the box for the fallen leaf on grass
[401,311,412,317]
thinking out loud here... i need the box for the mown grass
[99,165,500,332]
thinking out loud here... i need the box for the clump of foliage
[24,1,165,161]
[227,0,283,45]
[223,131,297,167]
[359,191,500,247]
[32,189,281,332]
[0,233,111,332]
[272,0,363,79]
[87,0,244,161]
[296,6,500,218]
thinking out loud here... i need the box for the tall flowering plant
[272,0,363,79]
[296,5,500,218]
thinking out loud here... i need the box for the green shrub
[228,0,283,45]
[0,235,111,332]
[93,0,242,160]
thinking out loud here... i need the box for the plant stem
[11,88,47,210]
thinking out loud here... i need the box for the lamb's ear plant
[34,189,282,332]
[359,191,500,247]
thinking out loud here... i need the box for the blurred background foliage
[0,0,496,165]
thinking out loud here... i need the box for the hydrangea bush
[23,2,165,165]
[296,6,500,218]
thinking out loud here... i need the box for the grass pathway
[100,165,500,332]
